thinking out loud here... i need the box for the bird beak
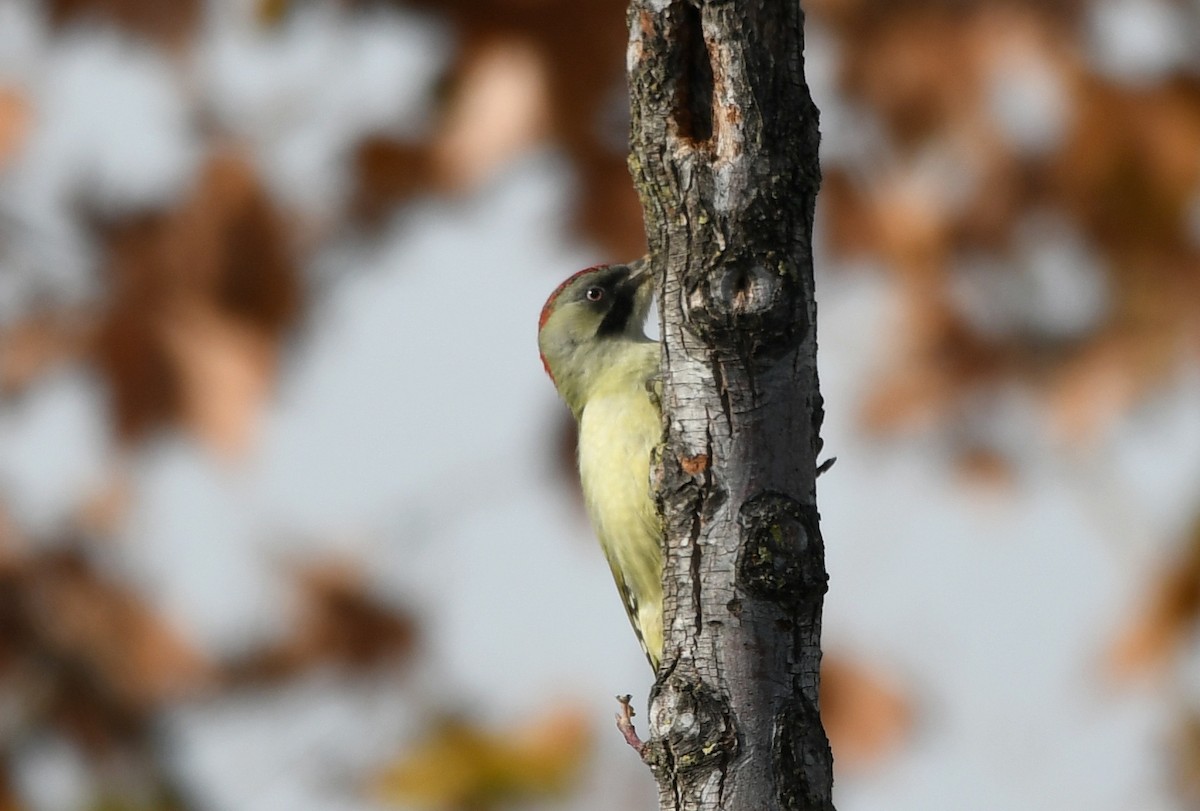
[626,260,653,289]
[625,259,656,328]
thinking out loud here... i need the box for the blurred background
[0,0,1199,809]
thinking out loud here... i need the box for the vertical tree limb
[626,1,833,809]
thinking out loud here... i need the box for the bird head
[537,261,655,413]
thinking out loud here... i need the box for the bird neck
[553,338,658,419]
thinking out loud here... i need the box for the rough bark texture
[626,1,833,810]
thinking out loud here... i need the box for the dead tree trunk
[626,1,833,809]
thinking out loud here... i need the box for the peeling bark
[626,1,832,809]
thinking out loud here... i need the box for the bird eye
[585,286,604,302]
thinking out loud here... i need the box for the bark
[626,1,833,810]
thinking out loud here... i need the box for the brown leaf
[160,303,277,457]
[92,286,181,443]
[821,654,912,770]
[573,153,647,258]
[433,39,552,192]
[840,10,981,146]
[91,152,302,449]
[809,3,1200,440]
[1047,328,1174,444]
[25,549,213,710]
[0,544,211,754]
[402,0,643,254]
[860,312,1004,435]
[0,755,21,811]
[1109,525,1200,679]
[46,0,200,48]
[229,563,417,683]
[956,446,1016,490]
[818,170,882,260]
[74,473,132,539]
[351,137,434,226]
[0,86,31,170]
[255,0,290,26]
[0,312,93,395]
[1054,77,1200,255]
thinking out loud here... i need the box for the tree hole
[671,1,714,145]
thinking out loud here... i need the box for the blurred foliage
[0,506,418,809]
[225,563,419,684]
[94,152,302,451]
[0,88,30,172]
[816,2,1200,449]
[7,0,1194,456]
[820,655,912,771]
[374,710,590,811]
[46,0,201,46]
[1111,517,1200,679]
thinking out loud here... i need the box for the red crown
[537,264,608,332]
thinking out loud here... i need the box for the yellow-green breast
[576,347,663,667]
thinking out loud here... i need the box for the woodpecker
[537,261,663,670]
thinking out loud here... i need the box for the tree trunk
[625,1,833,810]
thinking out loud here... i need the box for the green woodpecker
[537,262,663,670]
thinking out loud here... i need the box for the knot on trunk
[737,492,827,604]
[774,696,835,811]
[683,259,807,357]
[647,672,737,774]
